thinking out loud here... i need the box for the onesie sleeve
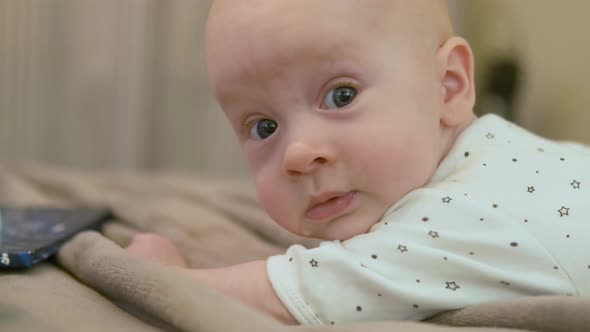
[266,188,576,326]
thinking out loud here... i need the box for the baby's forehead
[208,1,390,40]
[208,0,449,32]
[206,2,374,78]
[206,0,451,92]
[207,1,451,58]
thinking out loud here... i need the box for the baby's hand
[126,233,188,267]
[126,233,297,324]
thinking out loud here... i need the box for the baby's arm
[126,233,297,325]
[187,260,297,324]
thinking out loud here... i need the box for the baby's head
[206,0,476,240]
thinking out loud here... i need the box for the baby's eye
[249,119,278,140]
[322,86,357,109]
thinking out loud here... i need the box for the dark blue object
[0,207,111,269]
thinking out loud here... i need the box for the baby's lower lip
[305,191,357,222]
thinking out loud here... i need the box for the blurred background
[1,0,589,177]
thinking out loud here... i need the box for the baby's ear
[436,36,476,127]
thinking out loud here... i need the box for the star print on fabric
[428,230,440,239]
[309,259,319,267]
[500,280,511,286]
[397,245,408,253]
[571,180,581,189]
[527,186,536,193]
[486,133,495,139]
[442,196,452,204]
[558,206,570,217]
[445,281,460,291]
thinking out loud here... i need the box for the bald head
[206,0,454,97]
[207,0,452,35]
[206,0,454,52]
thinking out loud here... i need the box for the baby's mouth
[305,191,357,222]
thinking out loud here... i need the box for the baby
[127,0,590,326]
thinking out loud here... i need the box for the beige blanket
[1,163,588,332]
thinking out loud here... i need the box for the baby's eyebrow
[259,31,362,70]
[280,40,357,67]
[221,48,356,99]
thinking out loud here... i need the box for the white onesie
[267,114,590,325]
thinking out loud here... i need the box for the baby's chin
[292,216,379,241]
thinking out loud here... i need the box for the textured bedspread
[0,163,588,332]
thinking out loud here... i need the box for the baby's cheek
[356,141,422,200]
[254,173,295,230]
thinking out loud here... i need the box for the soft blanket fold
[1,163,588,331]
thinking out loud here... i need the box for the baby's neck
[439,114,476,165]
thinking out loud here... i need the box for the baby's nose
[281,141,335,177]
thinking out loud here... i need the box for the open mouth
[305,191,357,222]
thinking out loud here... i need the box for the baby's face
[207,1,450,240]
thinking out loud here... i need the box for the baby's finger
[126,233,187,267]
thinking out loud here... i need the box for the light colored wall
[0,0,247,176]
[2,1,588,175]
[461,0,590,143]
